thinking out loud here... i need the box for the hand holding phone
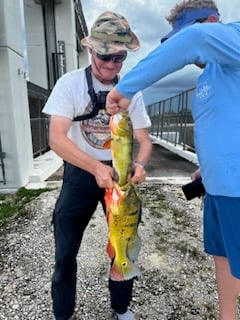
[182,177,205,200]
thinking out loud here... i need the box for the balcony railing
[146,88,195,152]
[27,82,50,157]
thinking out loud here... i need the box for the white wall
[79,47,89,68]
[55,1,90,70]
[55,0,78,71]
[0,0,33,190]
[24,0,48,89]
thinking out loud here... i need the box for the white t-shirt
[42,68,151,161]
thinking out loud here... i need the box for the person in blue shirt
[106,0,240,319]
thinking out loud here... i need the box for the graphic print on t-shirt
[80,101,111,149]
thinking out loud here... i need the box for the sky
[81,0,240,105]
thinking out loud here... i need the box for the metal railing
[27,82,50,157]
[146,88,195,152]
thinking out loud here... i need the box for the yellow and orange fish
[104,111,142,281]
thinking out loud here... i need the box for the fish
[104,111,142,281]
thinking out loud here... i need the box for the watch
[134,160,146,168]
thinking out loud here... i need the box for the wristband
[134,160,146,168]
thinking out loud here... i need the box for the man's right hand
[94,162,115,189]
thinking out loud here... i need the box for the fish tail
[110,258,141,281]
[127,234,141,262]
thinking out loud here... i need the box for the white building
[0,0,89,191]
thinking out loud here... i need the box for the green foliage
[0,187,52,226]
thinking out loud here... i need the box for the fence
[27,82,50,157]
[146,88,195,152]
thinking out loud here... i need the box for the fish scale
[104,111,142,281]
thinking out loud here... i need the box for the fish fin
[110,258,141,281]
[103,139,112,149]
[109,118,117,134]
[127,234,141,262]
[123,262,141,281]
[104,188,113,213]
[110,264,124,281]
[107,241,115,260]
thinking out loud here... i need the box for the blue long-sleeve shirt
[116,21,240,196]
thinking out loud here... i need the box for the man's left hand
[131,163,146,184]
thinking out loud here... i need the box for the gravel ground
[0,180,221,320]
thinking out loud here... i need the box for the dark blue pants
[52,162,134,320]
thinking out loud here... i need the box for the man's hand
[94,162,115,188]
[106,88,131,115]
[191,168,201,181]
[131,163,147,185]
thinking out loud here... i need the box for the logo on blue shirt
[196,82,212,101]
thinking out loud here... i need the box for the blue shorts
[204,193,240,279]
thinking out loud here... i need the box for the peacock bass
[104,111,142,281]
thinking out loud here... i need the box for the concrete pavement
[26,143,198,189]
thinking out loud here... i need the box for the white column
[0,0,33,190]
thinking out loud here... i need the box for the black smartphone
[182,177,205,200]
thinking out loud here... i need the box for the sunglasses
[96,51,127,63]
[194,18,207,23]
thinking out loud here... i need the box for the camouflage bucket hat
[81,11,140,54]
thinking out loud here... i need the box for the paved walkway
[27,144,198,190]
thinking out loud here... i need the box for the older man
[43,11,152,320]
